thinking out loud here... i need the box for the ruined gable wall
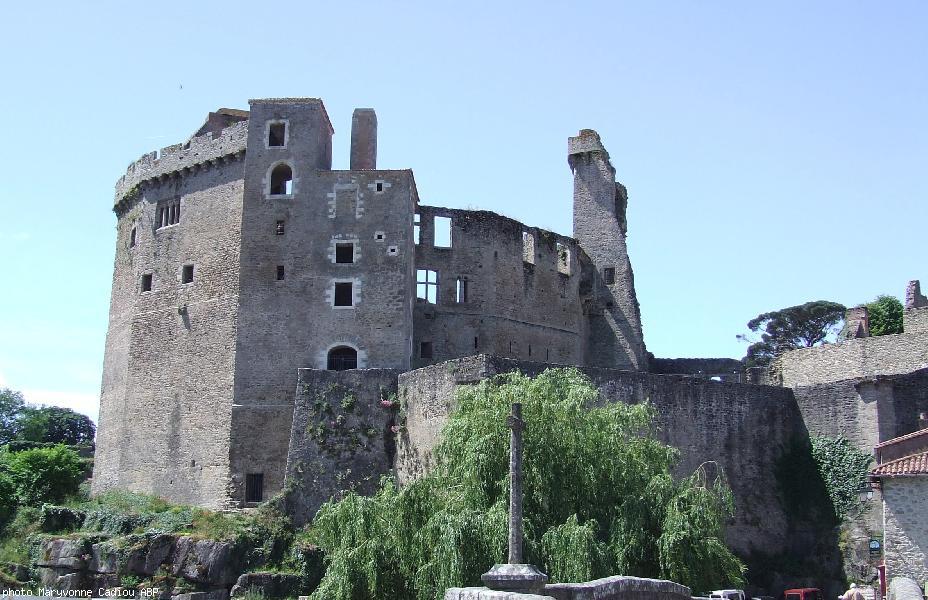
[395,355,802,556]
[94,154,246,509]
[413,207,586,368]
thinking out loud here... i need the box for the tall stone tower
[569,129,647,370]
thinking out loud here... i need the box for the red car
[784,588,824,600]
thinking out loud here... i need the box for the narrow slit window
[141,273,153,293]
[420,341,433,359]
[334,282,353,307]
[522,231,535,264]
[269,164,293,196]
[335,243,355,264]
[413,214,421,245]
[129,225,137,248]
[276,220,285,235]
[416,269,438,304]
[556,242,571,275]
[276,265,285,280]
[245,473,264,503]
[455,277,468,303]
[474,336,478,350]
[603,267,616,285]
[182,264,194,284]
[434,216,452,247]
[268,122,286,147]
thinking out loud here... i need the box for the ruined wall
[230,99,415,504]
[94,149,246,509]
[650,357,744,382]
[413,206,586,368]
[283,368,400,525]
[883,477,928,583]
[396,355,803,556]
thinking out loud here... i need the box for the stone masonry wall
[94,154,246,509]
[445,575,692,600]
[650,357,744,382]
[395,355,803,556]
[883,477,928,583]
[283,368,400,526]
[414,206,586,368]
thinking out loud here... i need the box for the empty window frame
[434,216,452,247]
[334,282,354,307]
[269,163,293,196]
[335,243,355,264]
[416,269,438,304]
[156,199,181,229]
[413,214,421,245]
[420,341,433,359]
[603,267,616,285]
[141,273,153,293]
[245,473,264,503]
[522,231,535,264]
[267,121,287,148]
[455,277,468,303]
[276,265,285,280]
[129,225,137,248]
[556,242,571,275]
[182,264,194,284]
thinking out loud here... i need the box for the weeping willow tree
[308,368,744,600]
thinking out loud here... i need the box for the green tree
[307,369,744,600]
[741,301,846,367]
[0,445,86,506]
[17,406,95,446]
[865,295,904,337]
[0,388,25,445]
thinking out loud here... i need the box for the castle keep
[95,98,647,509]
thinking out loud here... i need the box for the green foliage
[0,389,26,446]
[0,445,85,506]
[307,369,744,599]
[741,300,846,366]
[865,296,904,337]
[16,406,96,446]
[810,437,873,520]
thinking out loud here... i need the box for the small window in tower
[413,214,421,245]
[522,231,535,264]
[269,163,293,196]
[604,267,616,285]
[328,346,358,371]
[141,273,153,293]
[416,269,438,304]
[129,225,137,248]
[374,231,385,241]
[556,242,571,275]
[335,243,355,264]
[276,265,285,281]
[376,182,384,192]
[182,264,194,284]
[420,341,433,359]
[474,336,478,350]
[334,282,353,307]
[276,220,285,235]
[156,198,181,229]
[268,122,287,147]
[245,473,264,503]
[434,216,452,248]
[455,277,468,303]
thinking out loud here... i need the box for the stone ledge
[445,588,555,600]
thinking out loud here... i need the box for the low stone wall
[282,368,400,525]
[445,575,691,600]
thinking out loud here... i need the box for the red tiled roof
[875,428,928,449]
[871,451,928,477]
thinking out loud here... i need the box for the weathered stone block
[230,572,304,599]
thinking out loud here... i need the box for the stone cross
[481,402,548,594]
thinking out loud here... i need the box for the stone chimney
[905,280,927,309]
[843,306,870,339]
[350,108,377,170]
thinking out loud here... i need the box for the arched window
[269,163,293,196]
[327,346,357,371]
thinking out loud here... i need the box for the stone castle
[94,97,928,590]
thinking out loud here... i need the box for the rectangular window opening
[156,199,181,229]
[455,278,468,303]
[416,269,438,304]
[268,122,286,147]
[529,345,532,357]
[604,267,616,285]
[420,341,433,359]
[276,220,285,235]
[413,214,421,245]
[245,473,264,503]
[276,265,285,281]
[130,226,137,248]
[522,231,535,264]
[182,264,194,284]
[376,182,384,192]
[334,282,353,306]
[474,336,478,350]
[434,216,452,248]
[335,243,355,264]
[556,242,571,275]
[141,273,152,293]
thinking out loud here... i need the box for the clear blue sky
[1,1,925,422]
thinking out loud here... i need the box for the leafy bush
[0,445,85,506]
[307,368,744,599]
[865,296,904,337]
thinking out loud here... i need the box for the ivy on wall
[810,436,873,521]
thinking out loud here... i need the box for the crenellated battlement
[113,120,249,212]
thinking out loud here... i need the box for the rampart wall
[394,355,803,557]
[413,206,587,368]
[650,357,744,382]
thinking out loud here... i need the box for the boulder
[171,537,240,586]
[172,591,229,600]
[38,568,86,591]
[37,538,91,570]
[89,542,119,573]
[230,572,304,599]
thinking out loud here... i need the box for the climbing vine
[810,436,873,520]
